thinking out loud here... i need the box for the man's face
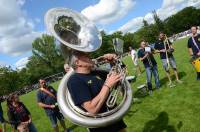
[129,47,132,51]
[191,27,197,35]
[13,95,19,103]
[159,33,165,40]
[39,80,47,88]
[76,54,94,69]
[140,42,146,49]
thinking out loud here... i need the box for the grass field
[1,38,200,132]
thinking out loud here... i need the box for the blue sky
[0,0,199,69]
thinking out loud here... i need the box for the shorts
[161,56,177,72]
[48,111,65,128]
[88,119,127,132]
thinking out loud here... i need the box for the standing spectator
[154,32,182,87]
[138,41,160,95]
[187,26,200,80]
[7,94,37,132]
[37,79,71,132]
[129,46,142,76]
[0,101,6,132]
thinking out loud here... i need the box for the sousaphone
[45,7,132,128]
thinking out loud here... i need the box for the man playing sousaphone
[67,51,127,132]
[44,7,131,132]
[188,26,200,80]
[154,32,182,87]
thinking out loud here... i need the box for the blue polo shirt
[67,71,127,131]
[37,86,58,115]
[154,39,173,59]
[188,34,200,56]
[138,48,157,68]
[67,71,107,113]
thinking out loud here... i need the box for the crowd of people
[0,25,199,132]
[0,78,72,132]
[129,26,200,95]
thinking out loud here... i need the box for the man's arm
[139,53,148,61]
[82,73,122,114]
[188,48,193,56]
[187,39,193,56]
[37,91,55,109]
[82,85,110,114]
[37,102,55,109]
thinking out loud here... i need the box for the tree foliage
[26,34,65,84]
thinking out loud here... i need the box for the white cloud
[118,0,200,33]
[162,0,185,8]
[144,13,154,24]
[118,17,143,33]
[184,0,200,8]
[157,6,178,20]
[0,0,41,56]
[81,0,136,25]
[15,57,29,70]
[16,0,26,6]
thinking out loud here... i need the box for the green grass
[1,38,200,132]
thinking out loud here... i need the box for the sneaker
[138,73,141,76]
[176,80,183,84]
[168,82,176,88]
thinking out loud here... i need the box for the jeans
[28,122,37,132]
[48,111,65,128]
[145,65,160,90]
[197,72,200,80]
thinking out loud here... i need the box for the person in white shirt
[129,46,142,76]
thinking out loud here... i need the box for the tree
[26,34,65,84]
[165,7,200,35]
[0,67,23,96]
[123,32,136,52]
[143,19,149,27]
[152,10,165,32]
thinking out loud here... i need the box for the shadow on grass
[142,111,177,132]
[160,71,186,86]
[126,109,138,117]
[171,71,187,81]
[69,124,78,130]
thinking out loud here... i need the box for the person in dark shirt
[0,101,6,132]
[67,51,127,132]
[7,94,37,132]
[137,41,160,95]
[187,26,200,80]
[37,79,71,132]
[154,32,182,86]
